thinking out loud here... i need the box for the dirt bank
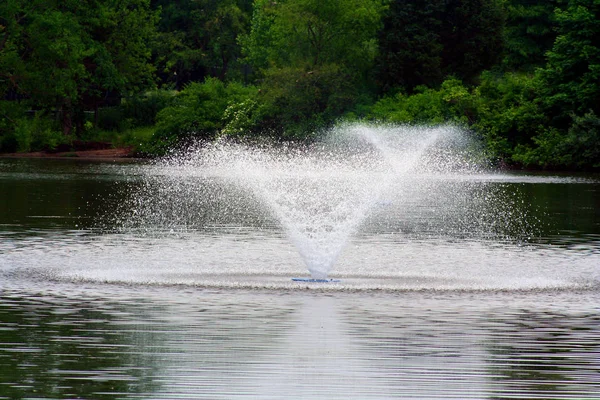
[0,147,136,160]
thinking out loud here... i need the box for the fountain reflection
[2,288,599,399]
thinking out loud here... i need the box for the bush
[148,78,259,154]
[563,111,600,169]
[256,64,362,139]
[97,107,127,132]
[220,99,264,138]
[7,112,66,152]
[367,78,475,125]
[121,90,176,127]
[515,111,600,169]
[0,101,28,152]
[471,72,546,164]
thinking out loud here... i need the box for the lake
[1,155,599,399]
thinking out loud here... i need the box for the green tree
[441,0,505,82]
[502,0,559,71]
[1,0,158,136]
[242,0,384,72]
[376,0,504,91]
[375,0,444,92]
[150,78,258,153]
[538,0,600,125]
[151,0,252,88]
[241,0,386,135]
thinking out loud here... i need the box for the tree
[151,0,252,88]
[375,0,445,91]
[240,0,386,135]
[502,0,559,71]
[151,78,258,152]
[1,0,159,136]
[376,0,505,91]
[0,0,33,100]
[441,0,505,82]
[242,0,384,73]
[538,0,600,125]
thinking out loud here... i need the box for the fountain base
[291,278,341,283]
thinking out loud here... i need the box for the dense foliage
[376,0,505,91]
[1,0,599,169]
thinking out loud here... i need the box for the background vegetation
[1,0,598,169]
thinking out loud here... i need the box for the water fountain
[124,122,510,283]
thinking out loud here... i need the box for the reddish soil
[1,147,135,160]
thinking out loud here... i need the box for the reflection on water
[0,288,599,399]
[1,158,600,399]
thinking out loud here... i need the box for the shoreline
[0,147,141,162]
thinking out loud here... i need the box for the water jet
[125,122,501,282]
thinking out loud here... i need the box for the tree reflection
[484,309,600,399]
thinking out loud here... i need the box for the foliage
[78,125,156,152]
[537,0,600,125]
[562,111,600,168]
[0,0,159,135]
[502,0,558,71]
[220,98,263,138]
[239,0,385,137]
[96,107,126,132]
[376,0,505,91]
[256,65,360,138]
[366,73,550,166]
[241,0,385,73]
[151,0,252,87]
[0,101,26,152]
[367,78,475,125]
[121,90,176,127]
[0,101,68,152]
[471,72,545,162]
[0,0,598,169]
[11,112,65,152]
[150,78,258,153]
[512,111,600,169]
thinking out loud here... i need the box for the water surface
[1,157,599,399]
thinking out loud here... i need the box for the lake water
[1,157,599,399]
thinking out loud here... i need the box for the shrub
[0,101,28,153]
[6,112,66,152]
[256,64,362,139]
[148,78,258,153]
[563,111,600,169]
[97,107,127,132]
[516,111,600,169]
[121,90,176,127]
[367,78,475,125]
[471,72,546,163]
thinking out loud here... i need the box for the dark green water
[1,157,599,399]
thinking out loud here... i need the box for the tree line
[0,0,598,169]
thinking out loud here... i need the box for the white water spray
[132,123,481,279]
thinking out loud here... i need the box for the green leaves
[538,0,600,121]
[152,78,258,151]
[242,0,385,72]
[376,0,504,91]
[152,0,251,86]
[503,0,558,70]
[239,0,386,135]
[0,0,158,135]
